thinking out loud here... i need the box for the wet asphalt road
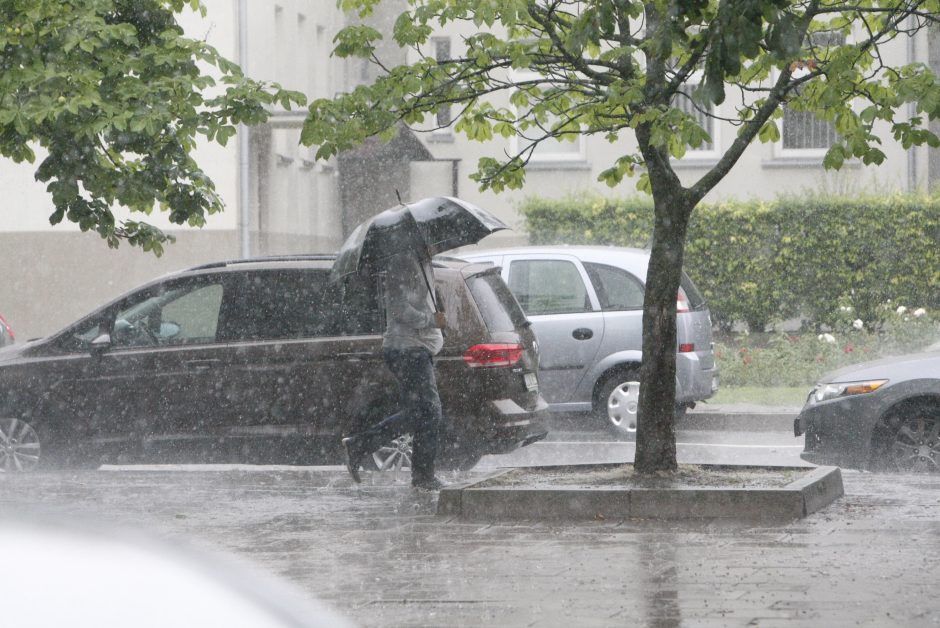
[0,420,840,628]
[3,459,940,627]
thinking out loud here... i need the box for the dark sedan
[795,351,940,472]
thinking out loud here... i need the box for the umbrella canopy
[331,197,508,282]
[406,197,509,255]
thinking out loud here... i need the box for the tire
[595,374,687,438]
[878,403,940,473]
[597,373,641,437]
[0,417,41,472]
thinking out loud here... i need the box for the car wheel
[596,375,688,438]
[368,434,413,472]
[885,407,940,473]
[0,418,41,472]
[597,373,641,436]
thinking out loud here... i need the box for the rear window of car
[680,273,707,310]
[467,271,528,333]
[584,262,644,311]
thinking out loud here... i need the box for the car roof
[186,254,337,273]
[180,254,476,278]
[460,245,652,273]
[463,245,649,259]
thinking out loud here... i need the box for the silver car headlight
[813,379,888,403]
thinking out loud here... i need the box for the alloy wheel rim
[890,414,940,472]
[607,381,640,433]
[372,434,413,471]
[0,418,40,472]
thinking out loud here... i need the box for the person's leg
[343,348,435,482]
[351,349,419,452]
[405,350,442,485]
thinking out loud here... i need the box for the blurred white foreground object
[0,519,355,628]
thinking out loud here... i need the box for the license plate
[524,372,539,392]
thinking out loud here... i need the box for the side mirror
[89,333,112,356]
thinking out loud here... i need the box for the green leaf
[758,121,780,143]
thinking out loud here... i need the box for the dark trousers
[355,347,442,480]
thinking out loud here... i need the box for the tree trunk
[633,183,693,474]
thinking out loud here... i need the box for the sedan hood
[819,350,940,384]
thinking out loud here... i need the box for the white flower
[839,305,853,313]
[818,333,836,343]
[914,308,927,318]
[896,306,907,316]
[852,319,864,331]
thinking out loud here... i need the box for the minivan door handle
[572,328,594,341]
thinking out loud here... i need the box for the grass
[709,386,808,407]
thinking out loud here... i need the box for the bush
[716,306,940,387]
[521,193,940,332]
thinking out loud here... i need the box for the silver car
[795,351,940,472]
[459,246,719,435]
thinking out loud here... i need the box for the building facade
[1,2,936,339]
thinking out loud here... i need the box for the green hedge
[521,194,940,331]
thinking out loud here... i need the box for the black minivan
[0,256,548,472]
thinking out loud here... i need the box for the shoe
[342,437,363,483]
[412,475,446,491]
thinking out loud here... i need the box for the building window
[433,38,452,130]
[778,31,845,157]
[781,107,839,151]
[509,71,586,166]
[672,76,717,158]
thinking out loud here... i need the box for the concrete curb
[438,465,843,521]
[682,410,800,433]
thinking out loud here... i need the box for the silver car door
[501,254,604,405]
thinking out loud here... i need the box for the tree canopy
[303,0,940,472]
[0,0,304,253]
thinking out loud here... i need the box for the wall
[1,230,238,341]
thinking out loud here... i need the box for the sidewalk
[1,466,937,627]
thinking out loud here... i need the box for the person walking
[341,250,447,490]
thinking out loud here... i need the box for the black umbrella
[331,197,508,307]
[405,196,509,255]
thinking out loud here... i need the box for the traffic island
[438,464,843,521]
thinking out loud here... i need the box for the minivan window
[584,262,645,311]
[318,275,383,336]
[223,271,382,341]
[467,271,527,332]
[113,280,225,348]
[508,259,592,315]
[224,271,326,341]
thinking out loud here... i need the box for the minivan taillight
[677,288,690,313]
[463,343,524,368]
